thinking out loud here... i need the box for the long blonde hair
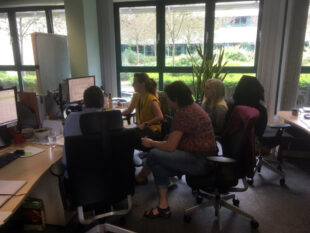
[202,79,227,111]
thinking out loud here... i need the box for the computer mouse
[14,149,25,155]
[304,114,310,119]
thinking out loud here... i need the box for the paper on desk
[20,146,45,158]
[0,180,26,207]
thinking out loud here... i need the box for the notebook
[0,180,26,207]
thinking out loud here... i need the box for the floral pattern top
[172,103,217,156]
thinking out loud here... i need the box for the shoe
[144,206,171,219]
[135,178,148,186]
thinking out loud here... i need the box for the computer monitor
[0,87,18,148]
[0,87,18,127]
[68,76,95,103]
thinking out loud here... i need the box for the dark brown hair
[134,72,157,95]
[164,81,193,107]
[83,86,103,108]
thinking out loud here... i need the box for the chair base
[254,155,285,185]
[184,180,259,231]
[87,223,136,233]
[77,195,136,233]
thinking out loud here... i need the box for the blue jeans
[145,148,214,189]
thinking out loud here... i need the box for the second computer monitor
[68,76,95,103]
[0,87,18,127]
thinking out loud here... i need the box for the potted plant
[187,45,228,103]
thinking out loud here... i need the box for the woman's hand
[137,123,145,130]
[141,137,153,148]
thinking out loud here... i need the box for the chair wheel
[277,165,282,171]
[196,196,203,204]
[184,215,192,223]
[247,178,254,185]
[280,178,285,186]
[250,220,259,229]
[233,198,240,206]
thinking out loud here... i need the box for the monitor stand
[0,126,11,149]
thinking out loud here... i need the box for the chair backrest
[80,110,123,135]
[65,112,135,208]
[157,91,175,137]
[222,105,259,178]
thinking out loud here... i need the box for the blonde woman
[202,79,228,135]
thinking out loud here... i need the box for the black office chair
[53,111,136,233]
[232,75,292,186]
[184,105,260,231]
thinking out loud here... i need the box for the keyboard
[0,153,21,169]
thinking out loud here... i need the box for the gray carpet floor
[2,157,310,233]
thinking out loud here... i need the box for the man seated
[62,86,104,167]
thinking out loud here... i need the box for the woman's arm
[121,101,135,116]
[141,130,183,152]
[149,100,164,125]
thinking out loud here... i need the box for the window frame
[0,6,65,92]
[114,0,263,96]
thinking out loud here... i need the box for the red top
[172,103,217,156]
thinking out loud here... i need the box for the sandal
[144,206,171,219]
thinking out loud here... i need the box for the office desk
[0,142,66,226]
[278,111,310,135]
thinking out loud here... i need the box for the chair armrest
[50,162,66,177]
[269,123,291,129]
[206,156,236,164]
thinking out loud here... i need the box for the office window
[0,71,19,90]
[0,13,14,65]
[52,9,67,35]
[21,71,37,93]
[214,1,259,66]
[16,11,48,65]
[299,5,310,107]
[163,73,193,89]
[114,1,261,97]
[165,4,205,67]
[0,6,66,92]
[119,6,156,67]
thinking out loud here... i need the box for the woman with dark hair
[202,79,228,135]
[141,81,217,218]
[122,72,163,148]
[232,75,267,137]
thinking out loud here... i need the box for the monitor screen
[68,76,95,103]
[0,88,18,127]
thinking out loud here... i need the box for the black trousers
[126,127,162,152]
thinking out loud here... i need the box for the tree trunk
[19,18,24,64]
[136,43,140,64]
[172,41,175,66]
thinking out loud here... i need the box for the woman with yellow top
[122,72,163,150]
